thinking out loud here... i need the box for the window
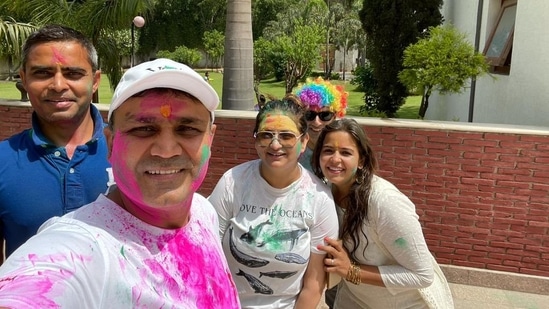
[483,0,517,74]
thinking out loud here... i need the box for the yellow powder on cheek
[260,114,299,133]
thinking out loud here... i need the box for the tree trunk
[418,88,431,119]
[222,0,255,110]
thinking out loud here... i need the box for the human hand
[317,237,353,278]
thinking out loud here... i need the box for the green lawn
[0,71,420,119]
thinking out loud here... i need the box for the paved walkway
[316,283,549,308]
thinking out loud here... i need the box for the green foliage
[253,37,274,81]
[309,71,340,80]
[1,71,421,118]
[399,25,489,118]
[359,0,443,117]
[252,0,301,40]
[400,25,489,95]
[271,24,324,93]
[351,64,382,115]
[203,30,224,69]
[2,0,157,90]
[139,0,226,55]
[0,17,36,61]
[262,0,327,92]
[157,46,202,67]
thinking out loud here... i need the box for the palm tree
[222,0,255,110]
[0,17,36,80]
[4,0,156,92]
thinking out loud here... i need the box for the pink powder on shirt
[140,226,238,307]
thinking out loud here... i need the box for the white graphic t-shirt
[209,160,339,309]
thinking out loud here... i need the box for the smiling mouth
[47,98,74,103]
[146,169,183,175]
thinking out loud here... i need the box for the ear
[358,157,366,170]
[299,132,310,155]
[92,70,101,93]
[208,124,217,145]
[104,126,113,159]
[19,68,27,89]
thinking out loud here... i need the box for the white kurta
[335,176,434,309]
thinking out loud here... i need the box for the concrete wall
[428,0,549,127]
[1,100,548,278]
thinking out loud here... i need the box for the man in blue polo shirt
[0,25,112,262]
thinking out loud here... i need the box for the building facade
[428,0,549,127]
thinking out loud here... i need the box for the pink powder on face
[51,47,67,66]
[110,131,142,204]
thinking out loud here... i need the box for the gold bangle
[345,261,361,285]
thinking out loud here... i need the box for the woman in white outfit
[313,118,454,309]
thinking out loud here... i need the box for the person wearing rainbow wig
[294,77,348,171]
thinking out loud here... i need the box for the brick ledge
[440,264,549,295]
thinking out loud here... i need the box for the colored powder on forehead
[260,114,299,133]
[160,104,172,118]
[160,103,172,118]
[139,92,187,119]
[51,47,67,65]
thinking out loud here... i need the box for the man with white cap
[0,58,240,309]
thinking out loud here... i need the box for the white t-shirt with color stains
[0,194,240,309]
[208,160,339,309]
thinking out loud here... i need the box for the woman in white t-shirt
[312,118,454,309]
[209,98,339,309]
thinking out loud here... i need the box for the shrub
[155,46,201,67]
[351,64,382,114]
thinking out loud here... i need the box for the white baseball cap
[108,58,219,121]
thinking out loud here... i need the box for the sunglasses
[254,131,303,148]
[305,111,335,122]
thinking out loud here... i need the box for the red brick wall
[1,103,548,277]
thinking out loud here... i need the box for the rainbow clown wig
[295,77,348,118]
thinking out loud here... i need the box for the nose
[311,114,323,125]
[329,151,342,163]
[49,72,69,92]
[150,131,183,158]
[268,137,283,150]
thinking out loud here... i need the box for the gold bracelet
[345,261,361,285]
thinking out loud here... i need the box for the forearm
[342,263,385,287]
[294,285,323,309]
[295,253,325,309]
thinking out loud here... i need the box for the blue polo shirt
[0,104,112,257]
